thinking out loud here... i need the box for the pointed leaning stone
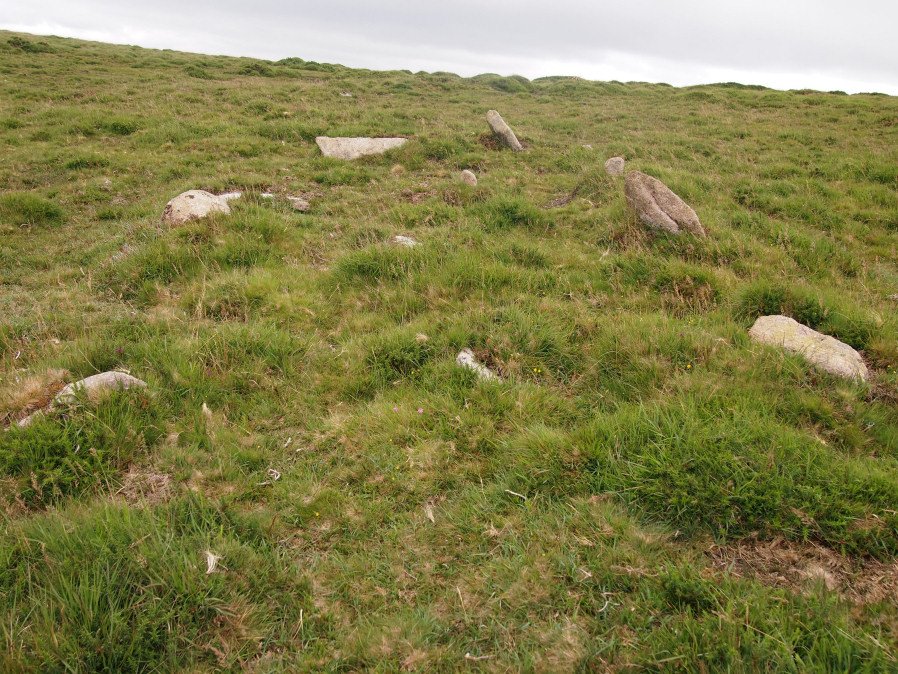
[486,110,523,151]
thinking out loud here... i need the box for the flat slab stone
[749,315,868,382]
[162,190,230,226]
[316,136,408,160]
[624,171,705,237]
[486,110,523,151]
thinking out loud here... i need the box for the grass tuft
[0,192,64,226]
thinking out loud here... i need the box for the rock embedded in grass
[456,349,500,381]
[315,136,408,160]
[486,110,523,151]
[624,171,706,237]
[460,169,478,186]
[17,371,148,427]
[604,157,625,176]
[161,190,230,226]
[55,371,147,404]
[287,195,311,212]
[749,315,869,382]
[391,234,419,248]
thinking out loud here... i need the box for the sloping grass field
[1,30,897,671]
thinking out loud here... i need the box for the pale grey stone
[162,190,230,226]
[316,136,408,160]
[55,371,148,405]
[486,110,523,151]
[456,349,500,381]
[287,196,311,212]
[391,235,419,248]
[604,157,625,176]
[17,371,148,427]
[624,171,705,237]
[460,169,478,186]
[749,315,868,382]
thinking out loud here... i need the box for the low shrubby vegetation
[0,30,896,670]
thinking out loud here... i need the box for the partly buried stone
[55,371,148,404]
[391,235,419,248]
[749,315,868,382]
[486,110,523,151]
[17,371,148,427]
[604,157,625,176]
[456,349,500,381]
[460,169,478,186]
[162,190,230,226]
[315,136,407,160]
[624,171,705,237]
[286,196,311,212]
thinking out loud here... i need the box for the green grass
[0,30,897,671]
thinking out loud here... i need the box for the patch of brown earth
[1,368,69,426]
[399,188,436,205]
[477,132,502,150]
[708,537,898,604]
[116,467,173,505]
[545,184,583,209]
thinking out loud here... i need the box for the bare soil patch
[709,537,898,604]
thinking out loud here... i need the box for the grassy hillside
[1,30,897,671]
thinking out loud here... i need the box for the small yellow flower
[314,512,320,517]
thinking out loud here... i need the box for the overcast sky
[3,1,897,95]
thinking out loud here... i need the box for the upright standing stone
[486,110,523,151]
